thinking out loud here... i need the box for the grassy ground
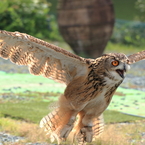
[0,93,144,124]
[0,117,144,145]
[0,90,145,144]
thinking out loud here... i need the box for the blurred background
[0,0,145,52]
[0,0,145,145]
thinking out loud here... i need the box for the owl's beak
[116,69,125,78]
[116,64,129,78]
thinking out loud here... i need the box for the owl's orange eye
[112,60,119,66]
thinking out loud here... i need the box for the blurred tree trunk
[57,0,114,58]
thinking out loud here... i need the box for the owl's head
[101,53,130,80]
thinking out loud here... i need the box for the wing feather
[0,30,88,84]
[128,50,145,64]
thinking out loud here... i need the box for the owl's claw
[77,126,93,143]
[60,116,76,139]
[60,124,74,138]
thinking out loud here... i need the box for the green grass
[0,71,65,93]
[104,110,144,124]
[0,101,50,123]
[0,97,144,124]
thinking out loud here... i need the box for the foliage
[110,0,145,46]
[0,0,62,40]
[46,15,63,41]
[135,0,145,22]
[111,19,145,46]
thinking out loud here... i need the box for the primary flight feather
[0,30,145,145]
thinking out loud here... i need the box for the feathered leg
[70,113,104,145]
[78,114,94,143]
[68,111,93,144]
[40,95,78,144]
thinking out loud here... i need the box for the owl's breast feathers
[65,59,123,108]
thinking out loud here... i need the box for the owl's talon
[78,126,93,143]
[60,124,74,138]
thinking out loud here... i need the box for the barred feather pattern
[92,114,104,139]
[128,50,145,64]
[40,108,62,143]
[40,104,76,144]
[40,110,104,145]
[0,30,87,85]
[0,40,68,84]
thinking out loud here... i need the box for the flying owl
[0,30,145,145]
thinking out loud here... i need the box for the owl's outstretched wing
[0,30,88,84]
[128,50,145,64]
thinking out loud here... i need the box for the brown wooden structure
[57,0,114,58]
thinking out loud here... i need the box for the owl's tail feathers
[40,108,60,143]
[40,107,74,144]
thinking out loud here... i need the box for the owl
[0,30,145,145]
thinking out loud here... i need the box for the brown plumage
[0,30,145,144]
